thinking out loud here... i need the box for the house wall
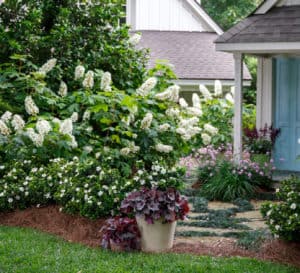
[256,57,273,129]
[126,0,213,32]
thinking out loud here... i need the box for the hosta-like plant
[121,188,190,224]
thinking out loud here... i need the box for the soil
[0,205,299,268]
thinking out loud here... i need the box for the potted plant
[121,187,189,252]
[101,216,141,251]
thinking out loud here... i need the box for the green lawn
[0,226,298,273]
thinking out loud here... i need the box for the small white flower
[275,225,280,231]
[74,65,85,80]
[39,58,57,74]
[8,197,13,203]
[82,70,94,89]
[25,96,39,116]
[291,203,297,210]
[58,81,68,97]
[129,33,142,45]
[101,72,112,92]
[137,77,157,97]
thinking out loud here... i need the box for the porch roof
[215,6,300,54]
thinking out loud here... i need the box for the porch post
[233,53,243,163]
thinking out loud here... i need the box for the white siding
[128,0,213,32]
[277,0,300,6]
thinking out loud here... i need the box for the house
[215,0,300,172]
[126,0,251,103]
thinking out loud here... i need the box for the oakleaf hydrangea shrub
[261,176,300,242]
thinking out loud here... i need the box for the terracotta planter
[136,216,176,252]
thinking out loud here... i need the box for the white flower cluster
[101,72,112,92]
[26,128,44,147]
[214,80,223,96]
[137,77,157,97]
[82,70,94,89]
[179,98,188,108]
[83,110,91,121]
[184,93,202,117]
[176,117,201,141]
[201,133,212,145]
[158,123,171,132]
[166,108,180,118]
[0,120,11,136]
[39,58,57,74]
[155,85,180,102]
[11,114,25,132]
[71,112,79,122]
[58,81,68,97]
[36,119,52,136]
[140,113,153,130]
[199,84,212,101]
[155,143,173,153]
[25,96,39,116]
[75,65,85,80]
[1,111,12,123]
[120,142,140,156]
[204,124,218,135]
[225,93,234,104]
[129,33,142,45]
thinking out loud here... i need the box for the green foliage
[202,0,263,31]
[0,0,147,91]
[261,176,300,242]
[237,229,271,251]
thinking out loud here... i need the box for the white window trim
[173,79,251,87]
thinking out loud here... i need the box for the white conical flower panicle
[201,133,212,145]
[59,118,73,135]
[166,108,180,117]
[199,84,212,101]
[225,93,234,104]
[83,110,91,121]
[155,85,180,102]
[204,124,218,135]
[155,144,173,153]
[101,72,112,92]
[71,112,79,122]
[39,58,57,74]
[82,70,94,89]
[186,107,202,117]
[129,33,142,45]
[1,111,12,124]
[179,98,188,108]
[176,117,201,141]
[192,93,201,109]
[230,86,235,96]
[36,119,52,136]
[25,96,39,116]
[137,77,157,97]
[26,128,44,147]
[158,123,171,132]
[58,81,68,97]
[11,114,25,132]
[214,80,223,96]
[140,113,153,130]
[74,65,85,80]
[0,120,11,135]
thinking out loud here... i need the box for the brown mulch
[0,205,299,268]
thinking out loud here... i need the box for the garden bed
[0,205,299,268]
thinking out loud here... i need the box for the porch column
[233,53,244,163]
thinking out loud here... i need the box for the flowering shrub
[121,188,190,224]
[101,217,141,251]
[261,176,300,242]
[181,145,275,201]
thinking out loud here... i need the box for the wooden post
[233,53,243,163]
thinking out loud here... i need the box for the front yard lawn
[0,226,298,273]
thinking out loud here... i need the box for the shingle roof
[139,31,251,81]
[216,6,300,44]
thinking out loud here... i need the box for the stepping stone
[235,210,263,220]
[250,200,268,210]
[176,226,244,235]
[207,201,238,210]
[242,220,268,230]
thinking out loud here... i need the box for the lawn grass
[0,226,298,273]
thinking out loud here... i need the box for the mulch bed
[0,205,299,268]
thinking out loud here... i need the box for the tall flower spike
[155,144,173,153]
[25,96,39,116]
[59,118,73,135]
[137,77,157,97]
[192,93,201,109]
[129,33,142,45]
[11,114,25,132]
[199,84,212,101]
[36,119,52,136]
[0,120,11,136]
[58,81,68,97]
[140,113,153,130]
[39,58,57,74]
[214,80,223,96]
[82,70,94,89]
[74,65,85,80]
[1,111,12,124]
[179,98,188,108]
[101,72,112,92]
[225,93,234,104]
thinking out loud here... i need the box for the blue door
[274,58,300,171]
